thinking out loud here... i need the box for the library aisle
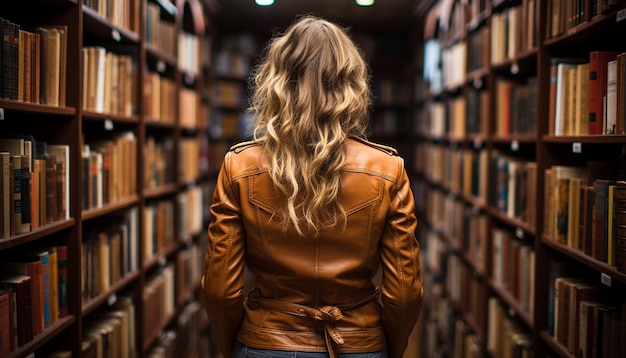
[1,0,625,357]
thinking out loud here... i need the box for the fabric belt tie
[245,288,380,358]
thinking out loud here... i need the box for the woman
[201,14,423,358]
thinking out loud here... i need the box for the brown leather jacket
[201,137,423,358]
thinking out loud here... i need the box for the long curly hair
[248,14,372,236]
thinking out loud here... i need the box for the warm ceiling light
[356,0,374,5]
[255,0,274,5]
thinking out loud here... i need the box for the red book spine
[588,51,619,134]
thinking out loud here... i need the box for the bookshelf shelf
[540,331,576,358]
[487,279,534,330]
[82,6,140,44]
[0,219,75,251]
[81,194,140,221]
[0,101,77,116]
[6,316,76,358]
[81,270,142,317]
[542,237,626,285]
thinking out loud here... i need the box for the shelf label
[107,293,117,306]
[617,9,626,22]
[184,72,194,85]
[156,60,166,73]
[572,142,582,153]
[600,273,611,287]
[508,307,516,318]
[511,140,519,151]
[511,63,519,74]
[515,228,524,239]
[158,256,167,267]
[111,29,121,42]
[0,108,4,120]
[104,119,114,131]
[473,77,482,89]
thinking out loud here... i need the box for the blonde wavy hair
[248,14,372,236]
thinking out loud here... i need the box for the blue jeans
[233,341,389,358]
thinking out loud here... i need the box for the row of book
[0,136,70,240]
[144,136,175,190]
[79,295,137,358]
[490,0,537,65]
[415,142,490,204]
[82,0,139,32]
[544,160,626,272]
[489,152,538,227]
[550,51,626,136]
[0,18,67,106]
[145,1,177,55]
[551,275,625,357]
[494,77,538,136]
[425,262,533,357]
[82,207,139,303]
[82,132,137,211]
[143,71,177,123]
[0,245,68,355]
[492,227,536,316]
[82,46,137,116]
[546,0,624,39]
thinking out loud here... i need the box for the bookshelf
[413,0,626,357]
[0,0,216,357]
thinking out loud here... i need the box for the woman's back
[201,14,423,358]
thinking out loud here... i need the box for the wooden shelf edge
[7,315,75,358]
[0,219,76,251]
[81,270,142,317]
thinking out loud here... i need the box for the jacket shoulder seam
[350,136,398,156]
[230,140,262,153]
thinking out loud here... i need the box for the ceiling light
[255,0,274,5]
[356,0,374,6]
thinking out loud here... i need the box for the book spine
[593,180,610,261]
[19,156,31,233]
[57,245,68,318]
[615,181,626,272]
[589,51,618,134]
[40,254,50,329]
[0,291,10,357]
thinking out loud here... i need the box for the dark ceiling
[213,0,422,36]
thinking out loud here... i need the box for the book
[47,25,67,106]
[589,51,619,134]
[616,53,625,134]
[41,27,61,106]
[35,246,58,324]
[606,59,618,134]
[593,179,616,262]
[0,253,44,335]
[0,289,10,357]
[31,29,40,105]
[579,300,604,358]
[607,184,616,266]
[548,58,586,135]
[0,275,32,347]
[2,19,19,100]
[615,181,626,272]
[0,152,10,240]
[568,177,583,249]
[56,245,67,318]
[46,145,69,220]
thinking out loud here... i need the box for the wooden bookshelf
[0,0,215,356]
[413,0,626,357]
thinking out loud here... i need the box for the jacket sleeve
[379,160,424,358]
[201,151,246,358]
